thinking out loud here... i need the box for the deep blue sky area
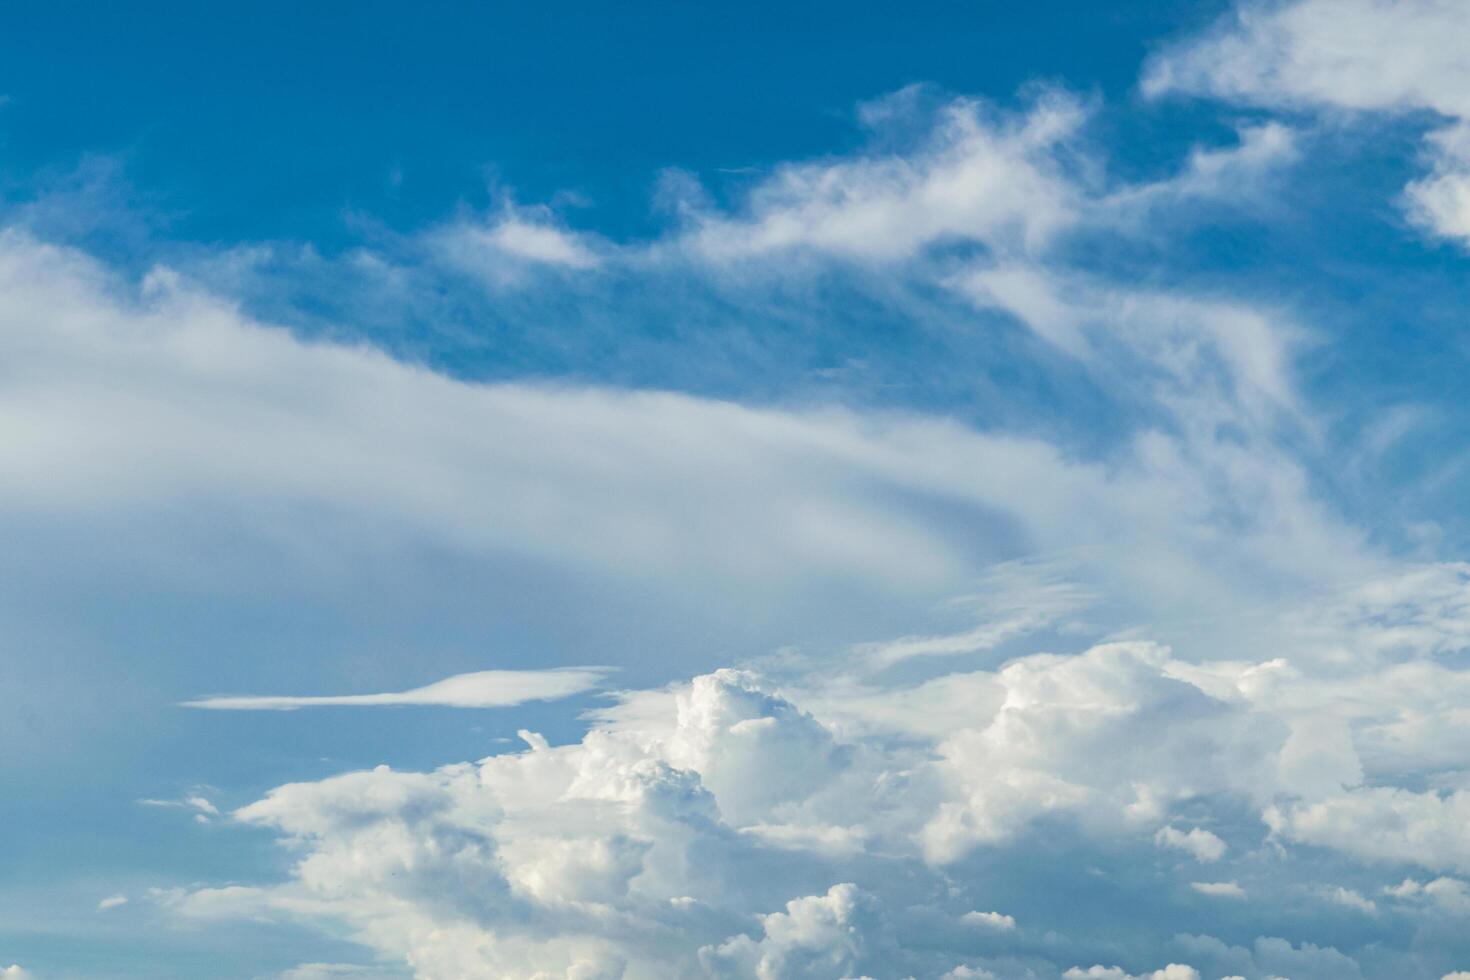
[0,0,1226,246]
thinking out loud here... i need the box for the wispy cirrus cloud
[1145,0,1470,245]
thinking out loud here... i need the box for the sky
[5,1,1470,978]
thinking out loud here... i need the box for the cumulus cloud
[1063,966,1199,980]
[916,641,1278,864]
[1154,826,1227,863]
[1173,933,1364,980]
[1266,788,1470,873]
[148,657,1247,974]
[960,910,1015,931]
[1383,876,1470,914]
[182,667,611,711]
[97,894,128,911]
[1323,886,1376,915]
[699,884,887,979]
[149,561,1470,977]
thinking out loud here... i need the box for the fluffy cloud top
[153,559,1470,977]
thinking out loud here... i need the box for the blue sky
[6,2,1470,978]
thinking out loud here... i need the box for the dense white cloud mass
[1146,0,1470,244]
[147,564,1470,977]
[182,668,611,711]
[1062,967,1198,980]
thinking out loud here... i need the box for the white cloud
[960,910,1015,930]
[855,559,1095,667]
[1,967,34,980]
[941,968,997,980]
[1146,0,1470,245]
[1266,788,1470,874]
[672,86,1296,272]
[1174,933,1364,980]
[667,93,1306,454]
[1144,0,1470,114]
[699,884,885,979]
[0,227,1380,657]
[182,667,611,711]
[1154,825,1227,862]
[953,264,1303,429]
[1099,122,1298,217]
[423,199,604,289]
[140,560,1470,978]
[916,641,1279,864]
[97,893,128,910]
[0,231,974,593]
[1063,965,1200,980]
[480,218,602,269]
[737,821,868,857]
[139,794,220,823]
[1322,886,1376,915]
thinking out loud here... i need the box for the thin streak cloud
[182,667,612,711]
